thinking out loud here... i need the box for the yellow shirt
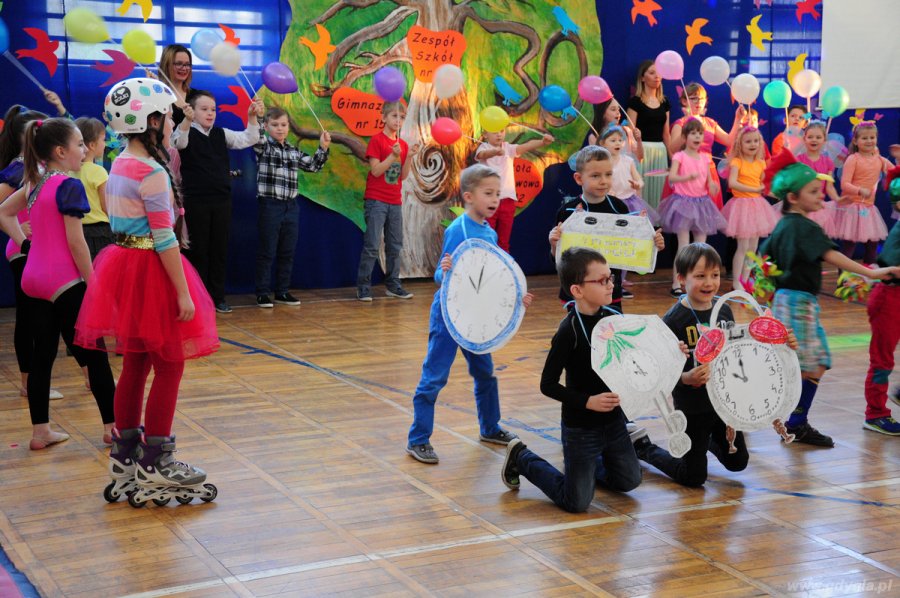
[75,161,110,224]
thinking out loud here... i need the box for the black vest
[179,126,231,201]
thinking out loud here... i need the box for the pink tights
[114,352,185,437]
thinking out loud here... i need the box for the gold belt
[115,233,154,250]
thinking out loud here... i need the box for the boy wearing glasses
[501,247,642,512]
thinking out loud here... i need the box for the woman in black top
[626,60,671,209]
[158,44,194,125]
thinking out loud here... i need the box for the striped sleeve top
[105,153,178,253]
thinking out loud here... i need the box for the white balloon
[433,64,464,99]
[791,69,821,99]
[210,41,241,77]
[700,56,730,87]
[731,73,760,105]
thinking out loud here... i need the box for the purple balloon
[262,62,298,94]
[374,66,406,102]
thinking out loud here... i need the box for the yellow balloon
[480,106,510,133]
[122,30,156,65]
[63,8,110,44]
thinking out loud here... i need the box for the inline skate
[103,427,143,502]
[128,435,217,508]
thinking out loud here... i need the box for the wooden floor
[1,272,898,597]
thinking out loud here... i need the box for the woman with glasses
[159,45,195,126]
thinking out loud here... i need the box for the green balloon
[763,80,792,110]
[889,177,900,201]
[821,86,850,119]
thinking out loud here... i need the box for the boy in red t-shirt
[356,101,420,301]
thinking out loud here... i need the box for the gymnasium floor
[0,272,898,597]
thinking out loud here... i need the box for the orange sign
[331,87,387,137]
[514,158,543,209]
[406,25,466,83]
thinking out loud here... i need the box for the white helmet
[104,78,175,134]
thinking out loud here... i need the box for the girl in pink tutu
[658,118,727,296]
[798,121,841,235]
[722,126,778,290]
[600,124,659,224]
[75,79,219,501]
[834,121,893,263]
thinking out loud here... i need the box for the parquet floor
[0,271,898,597]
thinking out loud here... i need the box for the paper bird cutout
[117,0,153,22]
[93,49,136,87]
[219,24,240,46]
[849,110,883,126]
[219,85,252,127]
[685,18,712,55]
[552,6,581,36]
[300,24,336,71]
[795,0,821,23]
[16,28,58,77]
[632,0,662,26]
[746,15,773,51]
[493,75,524,106]
[787,53,807,86]
[754,0,773,8]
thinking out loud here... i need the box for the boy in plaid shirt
[254,107,331,307]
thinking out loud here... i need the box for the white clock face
[622,349,661,392]
[708,338,788,428]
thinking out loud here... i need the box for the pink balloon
[578,76,612,104]
[431,117,462,145]
[655,50,684,81]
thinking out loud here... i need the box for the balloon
[122,30,156,65]
[431,117,462,145]
[889,178,900,200]
[783,128,804,153]
[538,85,572,112]
[480,106,509,133]
[373,66,406,102]
[791,69,821,99]
[433,64,464,99]
[763,80,792,109]
[577,76,612,104]
[731,73,760,105]
[820,86,850,118]
[191,28,224,62]
[209,42,241,77]
[63,8,110,44]
[262,62,298,94]
[654,50,684,80]
[700,56,730,87]
[0,18,8,55]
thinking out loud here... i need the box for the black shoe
[786,422,834,447]
[621,289,635,299]
[669,288,685,298]
[633,435,653,461]
[215,302,232,314]
[274,292,301,306]
[406,443,439,464]
[386,287,414,299]
[256,295,274,308]
[480,428,519,445]
[501,438,526,490]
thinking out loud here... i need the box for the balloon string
[571,106,599,139]
[679,78,692,117]
[4,51,48,92]
[296,88,325,132]
[239,66,258,99]
[825,116,833,135]
[784,107,789,133]
[234,77,254,104]
[511,121,544,135]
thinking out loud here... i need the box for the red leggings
[864,283,900,420]
[487,197,516,252]
[114,352,185,436]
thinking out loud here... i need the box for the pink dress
[657,151,727,234]
[833,153,889,243]
[668,116,724,208]
[610,154,659,225]
[798,153,837,236]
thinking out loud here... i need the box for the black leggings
[27,282,115,426]
[9,255,35,374]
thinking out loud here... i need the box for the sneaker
[386,287,414,299]
[633,435,653,461]
[501,438,526,490]
[627,422,648,443]
[215,302,233,314]
[406,443,439,464]
[621,289,635,299]
[863,416,900,436]
[480,428,519,445]
[357,289,373,302]
[274,292,301,306]
[49,388,64,401]
[256,295,274,308]
[891,390,900,408]
[786,422,834,447]
[669,288,685,298]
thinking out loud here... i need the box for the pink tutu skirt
[620,194,660,226]
[75,245,219,361]
[721,196,779,238]
[831,202,888,243]
[808,201,837,237]
[657,194,727,235]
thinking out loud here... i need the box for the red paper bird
[219,24,240,46]
[754,0,773,8]
[219,85,252,127]
[685,18,713,55]
[93,49,136,87]
[631,0,662,26]
[16,28,59,77]
[795,0,821,23]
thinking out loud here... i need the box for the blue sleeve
[56,178,90,218]
[0,161,24,189]
[435,219,465,284]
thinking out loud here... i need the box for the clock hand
[468,275,478,291]
[477,265,484,292]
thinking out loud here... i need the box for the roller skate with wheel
[103,427,143,503]
[128,435,217,508]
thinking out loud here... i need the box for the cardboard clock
[557,211,658,274]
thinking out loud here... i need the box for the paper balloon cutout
[700,56,730,87]
[631,0,663,26]
[763,80,792,109]
[431,117,461,145]
[577,76,612,104]
[820,85,849,118]
[63,8,110,44]
[731,73,760,105]
[300,24,335,71]
[786,53,807,86]
[433,64,464,99]
[655,50,683,80]
[406,25,466,83]
[93,49,136,87]
[16,28,59,77]
[513,158,543,209]
[538,85,572,112]
[791,69,820,98]
[0,18,9,54]
[374,66,406,102]
[210,42,241,77]
[262,62,298,94]
[685,18,712,55]
[331,88,391,137]
[191,29,224,62]
[117,0,154,22]
[122,29,156,65]
[480,106,509,133]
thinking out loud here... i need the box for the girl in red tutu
[76,78,219,505]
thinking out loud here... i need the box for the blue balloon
[191,28,223,61]
[539,85,572,113]
[0,17,9,55]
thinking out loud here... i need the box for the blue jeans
[356,200,403,293]
[408,296,501,446]
[516,416,641,513]
[255,197,300,295]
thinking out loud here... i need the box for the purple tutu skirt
[831,202,888,242]
[657,194,727,235]
[620,194,660,226]
[721,196,779,238]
